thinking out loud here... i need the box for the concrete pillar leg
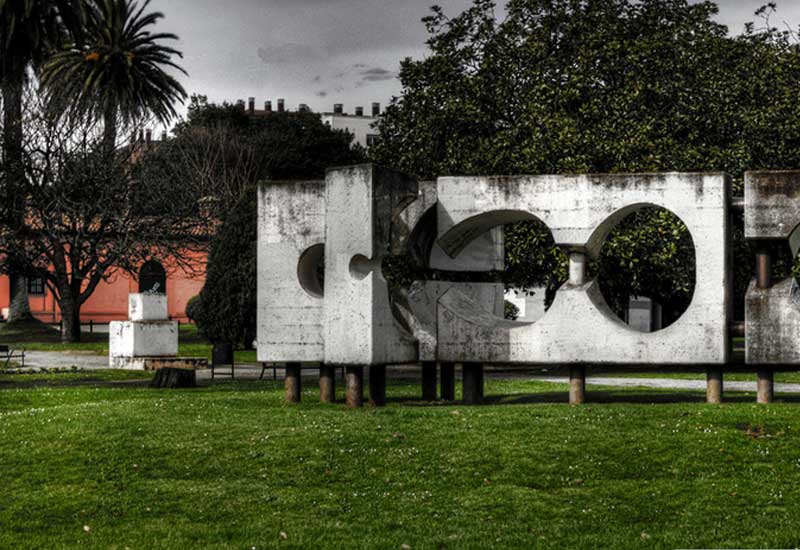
[462,362,484,405]
[757,368,774,404]
[422,361,437,401]
[285,362,301,403]
[345,366,364,408]
[440,362,456,401]
[319,364,335,403]
[369,365,386,407]
[569,365,586,404]
[706,368,723,404]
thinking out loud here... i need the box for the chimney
[145,129,152,144]
[138,129,144,143]
[334,103,343,115]
[299,103,309,112]
[372,102,380,116]
[277,98,285,113]
[265,100,272,113]
[236,99,245,111]
[355,106,364,116]
[248,96,255,114]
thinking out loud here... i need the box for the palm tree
[0,0,84,322]
[41,0,188,152]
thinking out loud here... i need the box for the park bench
[0,345,25,367]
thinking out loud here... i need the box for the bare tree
[0,91,210,342]
[135,124,260,218]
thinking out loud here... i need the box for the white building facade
[321,103,381,149]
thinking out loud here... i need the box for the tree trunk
[3,71,31,323]
[102,103,118,154]
[59,296,82,343]
[150,368,196,388]
[6,273,33,323]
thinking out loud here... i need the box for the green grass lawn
[0,320,257,363]
[1,372,800,549]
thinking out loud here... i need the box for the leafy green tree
[0,0,84,322]
[41,0,187,151]
[371,0,800,320]
[163,100,367,347]
[188,187,258,347]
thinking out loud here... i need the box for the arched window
[139,260,166,294]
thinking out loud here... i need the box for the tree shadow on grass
[4,375,800,406]
[484,390,800,405]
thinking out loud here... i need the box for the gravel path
[22,351,109,369]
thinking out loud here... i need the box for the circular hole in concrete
[349,254,381,280]
[596,206,696,332]
[297,243,325,298]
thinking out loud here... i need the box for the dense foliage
[371,0,800,318]
[189,187,258,347]
[181,99,367,346]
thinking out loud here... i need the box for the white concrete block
[128,293,168,321]
[323,165,419,365]
[745,171,800,250]
[746,278,800,364]
[257,181,326,363]
[109,320,178,366]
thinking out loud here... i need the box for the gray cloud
[257,43,322,64]
[150,0,800,119]
[359,67,395,82]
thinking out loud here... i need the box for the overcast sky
[150,0,800,120]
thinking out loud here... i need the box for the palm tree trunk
[2,70,33,323]
[102,102,118,154]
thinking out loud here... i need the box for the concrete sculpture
[109,293,179,369]
[257,164,798,407]
[745,171,800,403]
[109,293,205,385]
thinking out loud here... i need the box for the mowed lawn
[2,373,800,549]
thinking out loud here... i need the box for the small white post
[569,252,588,285]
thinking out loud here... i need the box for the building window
[366,134,379,147]
[28,277,45,296]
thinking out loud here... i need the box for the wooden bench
[0,345,25,367]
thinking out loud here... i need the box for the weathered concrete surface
[396,177,505,362]
[745,171,800,252]
[744,171,800,367]
[257,181,326,363]
[323,165,419,366]
[110,292,180,369]
[407,280,503,361]
[435,173,731,365]
[128,293,167,321]
[109,321,179,364]
[746,278,800,364]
